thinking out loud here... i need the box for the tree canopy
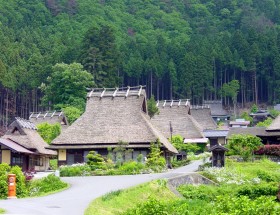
[1,0,280,127]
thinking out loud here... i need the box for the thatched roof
[151,100,204,139]
[2,117,56,155]
[204,100,229,116]
[0,138,34,154]
[227,127,267,139]
[29,111,69,129]
[51,87,177,154]
[266,115,280,131]
[190,107,217,130]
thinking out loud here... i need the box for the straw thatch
[204,100,229,116]
[190,107,217,130]
[151,100,204,139]
[51,87,177,154]
[266,115,280,131]
[227,127,267,139]
[29,111,69,129]
[2,117,57,155]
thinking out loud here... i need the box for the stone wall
[167,173,216,197]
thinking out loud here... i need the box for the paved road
[0,160,203,215]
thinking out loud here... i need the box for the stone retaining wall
[167,173,216,197]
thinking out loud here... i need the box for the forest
[1,0,280,131]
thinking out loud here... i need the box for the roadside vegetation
[0,208,4,214]
[59,136,206,177]
[86,158,280,215]
[0,163,68,199]
[60,141,168,176]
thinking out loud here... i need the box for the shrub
[49,159,58,170]
[122,197,169,215]
[255,145,280,156]
[237,183,279,199]
[28,174,67,196]
[59,163,91,177]
[86,151,106,170]
[215,195,280,215]
[171,158,190,168]
[0,163,10,199]
[118,161,145,175]
[146,141,166,172]
[256,170,280,182]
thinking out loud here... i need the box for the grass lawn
[0,208,4,214]
[84,179,178,215]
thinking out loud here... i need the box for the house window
[29,157,43,167]
[11,153,23,166]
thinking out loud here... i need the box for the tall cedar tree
[81,25,120,87]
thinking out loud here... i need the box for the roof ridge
[87,85,146,98]
[15,117,37,130]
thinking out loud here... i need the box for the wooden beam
[178,99,181,106]
[36,112,41,119]
[51,110,56,118]
[138,85,142,96]
[100,88,106,98]
[113,88,118,97]
[125,86,130,97]
[44,112,48,118]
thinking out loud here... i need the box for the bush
[256,170,280,182]
[215,195,280,215]
[59,163,91,177]
[146,142,166,172]
[49,159,58,170]
[0,163,10,199]
[86,151,106,170]
[237,183,279,199]
[255,145,280,156]
[122,197,169,215]
[28,174,67,196]
[171,158,190,168]
[118,161,145,175]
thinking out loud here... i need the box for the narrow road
[0,160,203,215]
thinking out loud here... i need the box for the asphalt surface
[0,160,203,215]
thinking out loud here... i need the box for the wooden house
[204,100,230,122]
[29,111,69,130]
[0,118,57,171]
[49,86,177,166]
[151,100,208,144]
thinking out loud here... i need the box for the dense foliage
[227,134,262,161]
[37,122,61,144]
[2,0,280,129]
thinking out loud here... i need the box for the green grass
[84,158,280,215]
[0,209,5,214]
[84,179,178,215]
[226,158,280,179]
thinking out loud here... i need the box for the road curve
[0,160,203,215]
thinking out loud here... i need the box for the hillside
[1,0,280,128]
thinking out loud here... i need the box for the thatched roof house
[50,86,177,165]
[0,117,56,171]
[190,106,217,130]
[151,100,206,143]
[29,111,69,130]
[204,100,230,122]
